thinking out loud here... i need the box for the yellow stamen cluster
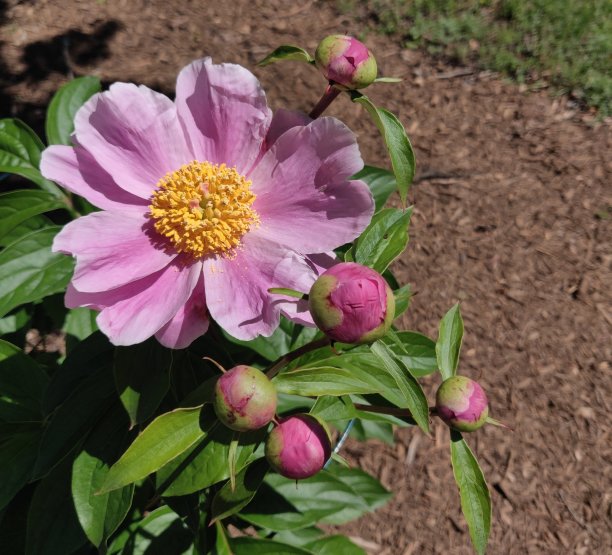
[149,161,259,259]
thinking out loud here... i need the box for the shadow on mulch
[1,7,121,136]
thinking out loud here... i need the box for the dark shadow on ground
[19,20,121,83]
[1,15,122,135]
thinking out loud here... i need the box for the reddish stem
[309,84,342,119]
[354,403,438,424]
[265,336,331,379]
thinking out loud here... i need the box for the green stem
[265,336,331,378]
[268,287,307,299]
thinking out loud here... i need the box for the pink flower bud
[265,414,332,480]
[213,365,277,432]
[308,262,395,344]
[315,34,377,90]
[435,376,489,432]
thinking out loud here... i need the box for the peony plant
[0,33,504,555]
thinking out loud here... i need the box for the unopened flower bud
[435,376,489,432]
[309,262,395,344]
[265,414,332,480]
[315,34,377,90]
[213,365,277,432]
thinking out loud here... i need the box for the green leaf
[275,365,386,397]
[324,465,392,523]
[382,267,400,289]
[0,483,31,553]
[43,331,113,414]
[101,406,206,493]
[0,339,48,423]
[0,227,74,319]
[0,214,52,249]
[107,505,192,555]
[351,165,396,212]
[114,339,172,427]
[0,306,31,335]
[374,77,403,83]
[178,375,217,408]
[241,469,391,530]
[273,528,323,548]
[351,207,412,273]
[71,405,133,548]
[450,432,491,555]
[231,537,312,555]
[0,190,65,242]
[211,458,269,522]
[223,323,291,361]
[26,459,87,555]
[285,351,407,407]
[0,119,64,197]
[155,423,261,496]
[305,535,366,555]
[310,395,356,422]
[393,284,412,318]
[288,323,322,351]
[349,418,395,444]
[276,393,314,414]
[33,364,115,478]
[45,76,101,146]
[258,45,314,67]
[228,435,239,491]
[214,521,234,555]
[383,331,438,377]
[436,303,464,380]
[350,92,416,206]
[62,307,98,347]
[352,400,409,428]
[240,485,338,531]
[0,426,42,510]
[370,341,430,434]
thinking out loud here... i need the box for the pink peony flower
[265,414,331,480]
[435,376,489,433]
[315,34,377,90]
[308,262,394,344]
[213,365,277,432]
[41,58,374,348]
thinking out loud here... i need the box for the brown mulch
[2,0,611,553]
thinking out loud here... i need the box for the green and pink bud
[315,34,377,90]
[308,262,395,344]
[435,376,489,432]
[213,365,277,432]
[265,414,332,480]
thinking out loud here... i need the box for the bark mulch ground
[2,0,610,553]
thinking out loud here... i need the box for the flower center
[149,161,259,259]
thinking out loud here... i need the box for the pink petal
[249,117,374,252]
[264,109,311,151]
[155,274,209,349]
[305,252,339,274]
[53,211,176,292]
[203,235,317,340]
[273,252,338,327]
[96,260,202,346]
[73,83,193,199]
[175,58,271,174]
[41,145,148,216]
[65,283,107,311]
